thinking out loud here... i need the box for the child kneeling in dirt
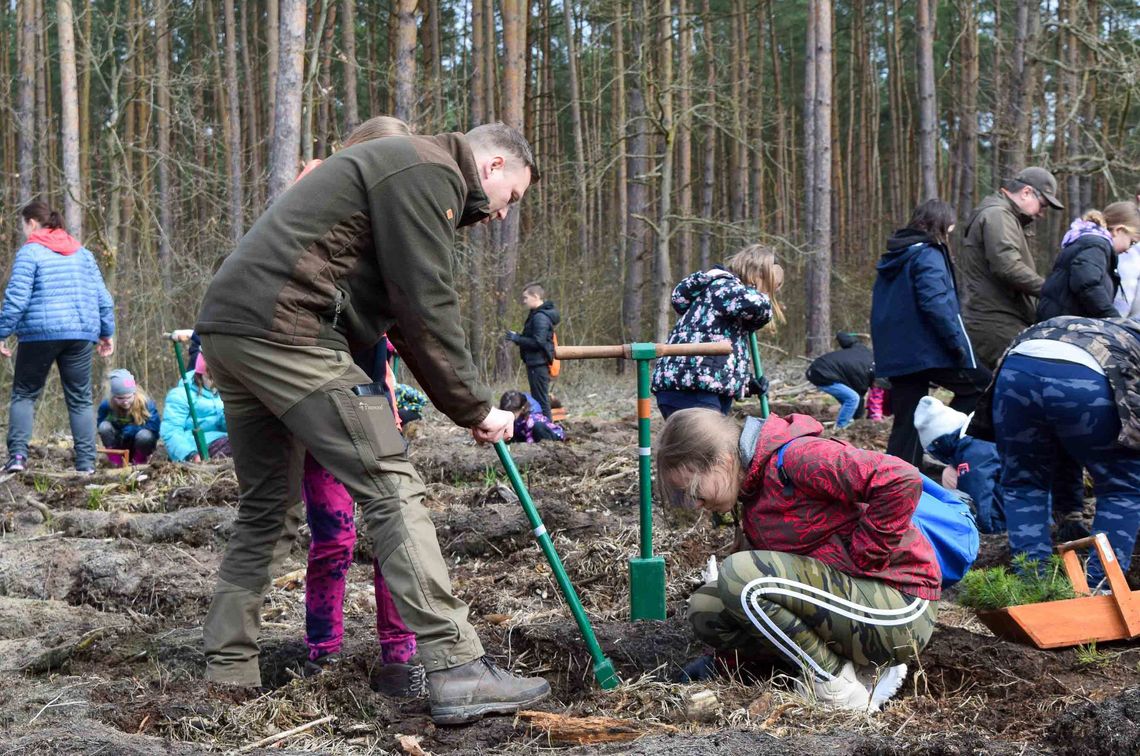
[97,368,160,465]
[161,354,230,462]
[659,408,940,711]
[499,390,564,443]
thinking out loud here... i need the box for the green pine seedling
[958,555,1077,610]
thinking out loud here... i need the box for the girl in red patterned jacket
[658,408,940,712]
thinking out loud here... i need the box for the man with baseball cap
[958,166,1064,369]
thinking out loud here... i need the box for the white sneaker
[810,660,873,710]
[858,663,908,709]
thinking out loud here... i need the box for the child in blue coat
[161,354,229,462]
[914,396,1005,534]
[97,368,160,465]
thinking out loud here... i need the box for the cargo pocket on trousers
[332,390,406,459]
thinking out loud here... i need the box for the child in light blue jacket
[161,354,229,462]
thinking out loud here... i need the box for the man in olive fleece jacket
[195,124,550,725]
[957,166,1063,369]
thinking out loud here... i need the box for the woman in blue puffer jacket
[161,354,230,462]
[0,201,115,474]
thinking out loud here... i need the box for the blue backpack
[775,440,979,587]
[913,475,979,586]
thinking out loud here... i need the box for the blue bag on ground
[914,474,980,586]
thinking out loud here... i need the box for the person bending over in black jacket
[805,332,874,429]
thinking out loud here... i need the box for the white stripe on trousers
[740,575,929,680]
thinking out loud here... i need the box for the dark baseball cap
[1013,166,1063,209]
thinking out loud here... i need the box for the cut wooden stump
[516,710,676,745]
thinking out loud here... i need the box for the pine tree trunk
[494,0,527,380]
[267,0,279,141]
[956,0,978,215]
[563,0,589,257]
[342,0,359,134]
[802,3,817,239]
[654,0,675,342]
[301,0,331,162]
[57,0,82,235]
[267,0,307,203]
[698,0,715,270]
[916,0,937,201]
[16,0,36,204]
[677,0,694,274]
[623,0,650,343]
[393,0,418,123]
[316,0,338,156]
[223,0,245,241]
[613,10,629,284]
[807,0,832,356]
[156,0,173,285]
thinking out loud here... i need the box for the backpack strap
[774,436,824,497]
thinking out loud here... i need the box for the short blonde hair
[726,244,785,323]
[654,409,741,507]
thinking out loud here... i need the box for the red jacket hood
[744,413,826,477]
[26,228,81,255]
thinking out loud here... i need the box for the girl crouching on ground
[97,368,160,465]
[658,408,941,711]
[499,390,565,443]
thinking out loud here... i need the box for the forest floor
[1,365,1139,755]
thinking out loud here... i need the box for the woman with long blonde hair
[650,244,784,418]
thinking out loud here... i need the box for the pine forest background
[1,0,1139,399]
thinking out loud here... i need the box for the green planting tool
[552,340,733,621]
[749,332,769,419]
[493,440,619,689]
[165,331,209,460]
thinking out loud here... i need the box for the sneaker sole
[430,687,551,725]
[870,664,907,709]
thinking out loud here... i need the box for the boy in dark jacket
[506,282,559,419]
[805,332,874,428]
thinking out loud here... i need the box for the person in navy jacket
[0,201,115,473]
[871,199,991,468]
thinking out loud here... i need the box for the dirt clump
[1047,686,1140,756]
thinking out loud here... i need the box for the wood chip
[397,733,433,756]
[518,710,676,745]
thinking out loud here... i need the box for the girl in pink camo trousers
[303,453,416,666]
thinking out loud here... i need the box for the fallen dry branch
[517,709,678,745]
[236,714,335,752]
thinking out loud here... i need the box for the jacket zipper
[957,314,977,369]
[331,289,344,330]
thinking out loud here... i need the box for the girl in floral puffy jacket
[651,245,784,418]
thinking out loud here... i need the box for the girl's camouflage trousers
[688,549,938,678]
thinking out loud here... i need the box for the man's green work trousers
[200,334,483,686]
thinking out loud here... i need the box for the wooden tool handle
[554,342,733,360]
[554,345,627,359]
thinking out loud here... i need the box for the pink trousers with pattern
[302,453,416,664]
